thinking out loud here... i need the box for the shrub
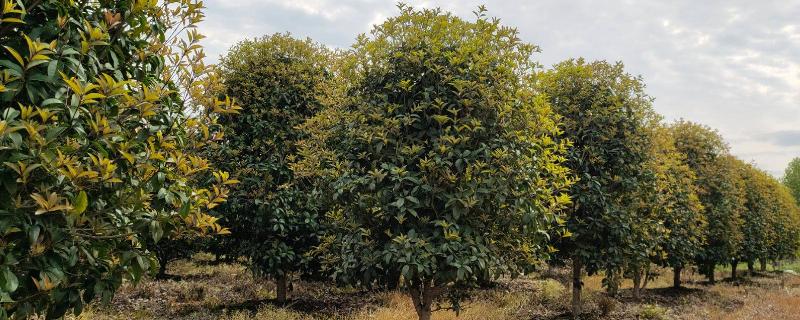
[211,33,332,302]
[0,0,238,317]
[294,5,572,320]
[540,59,659,311]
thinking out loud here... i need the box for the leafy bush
[647,125,705,288]
[671,121,745,282]
[211,33,332,302]
[540,59,658,311]
[294,5,572,319]
[0,0,238,317]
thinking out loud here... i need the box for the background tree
[671,121,744,283]
[645,124,706,289]
[783,157,800,205]
[210,34,331,303]
[766,181,800,267]
[539,59,658,315]
[0,0,238,318]
[735,161,773,276]
[293,6,572,320]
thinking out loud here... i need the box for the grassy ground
[70,255,800,320]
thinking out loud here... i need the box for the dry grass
[69,257,800,320]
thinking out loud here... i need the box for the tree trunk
[747,260,755,276]
[409,281,443,320]
[387,269,401,291]
[276,274,288,303]
[632,269,642,300]
[641,265,651,290]
[572,258,583,319]
[707,263,716,284]
[731,260,738,280]
[157,259,168,279]
[760,258,767,272]
[607,270,618,297]
[673,267,682,289]
[546,264,557,278]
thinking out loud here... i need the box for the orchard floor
[71,255,800,320]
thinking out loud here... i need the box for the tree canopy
[783,157,800,205]
[671,121,745,282]
[293,5,572,319]
[539,58,658,313]
[0,0,238,317]
[210,33,332,302]
[646,125,705,288]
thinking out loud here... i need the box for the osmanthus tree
[293,5,572,320]
[644,125,705,290]
[766,181,800,268]
[0,0,239,318]
[209,34,332,303]
[734,161,774,276]
[620,172,663,300]
[783,157,800,205]
[671,121,744,283]
[538,59,657,315]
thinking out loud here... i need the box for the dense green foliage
[736,161,774,272]
[293,6,572,319]
[539,59,658,309]
[784,157,800,205]
[210,34,331,301]
[2,2,799,320]
[0,0,239,318]
[646,125,705,287]
[671,121,746,282]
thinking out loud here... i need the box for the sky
[198,0,800,176]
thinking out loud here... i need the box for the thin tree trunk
[409,281,443,320]
[572,258,583,319]
[546,264,557,278]
[673,267,682,289]
[157,261,168,279]
[632,269,641,300]
[387,269,401,290]
[276,274,288,303]
[747,260,755,276]
[707,263,716,284]
[641,265,651,290]
[760,258,767,272]
[731,260,738,280]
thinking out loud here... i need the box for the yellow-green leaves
[0,1,235,317]
[1,0,24,23]
[70,191,88,215]
[30,192,73,215]
[4,45,23,66]
[4,161,40,184]
[3,34,54,70]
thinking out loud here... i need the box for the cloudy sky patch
[199,0,800,176]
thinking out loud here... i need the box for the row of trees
[202,5,800,320]
[1,2,798,320]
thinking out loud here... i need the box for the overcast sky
[198,0,800,176]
